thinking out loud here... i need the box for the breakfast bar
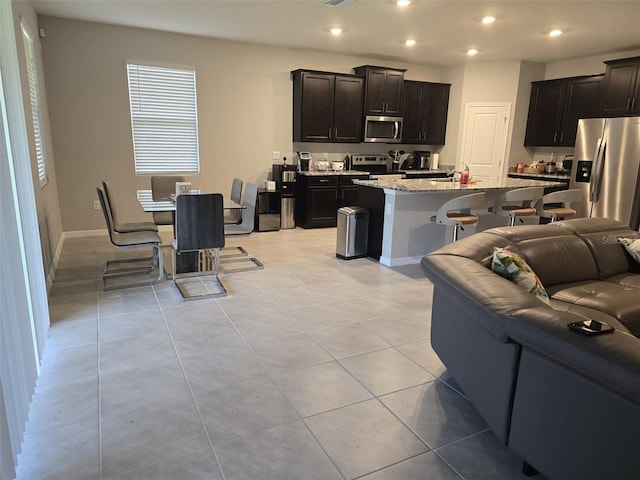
[353,177,564,266]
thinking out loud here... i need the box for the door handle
[590,137,606,203]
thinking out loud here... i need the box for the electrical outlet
[272,151,281,160]
[93,200,100,210]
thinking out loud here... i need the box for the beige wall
[38,15,442,232]
[37,15,640,232]
[12,2,63,281]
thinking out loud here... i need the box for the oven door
[364,116,403,143]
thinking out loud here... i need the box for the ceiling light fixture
[549,29,563,37]
[405,39,416,47]
[482,16,496,24]
[467,48,478,56]
[330,27,343,36]
[397,0,411,7]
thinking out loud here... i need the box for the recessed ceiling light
[482,16,496,24]
[330,27,343,36]
[405,39,417,47]
[467,48,478,56]
[549,29,563,37]
[397,0,411,7]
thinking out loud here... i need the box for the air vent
[325,0,354,7]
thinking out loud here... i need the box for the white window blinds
[126,64,200,175]
[21,22,48,185]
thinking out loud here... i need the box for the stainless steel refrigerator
[570,117,640,230]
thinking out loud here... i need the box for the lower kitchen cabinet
[295,174,368,228]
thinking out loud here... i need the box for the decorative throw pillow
[491,247,550,304]
[618,237,640,263]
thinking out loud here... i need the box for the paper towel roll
[431,153,439,170]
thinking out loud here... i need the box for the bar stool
[430,192,486,242]
[535,189,583,222]
[489,187,544,226]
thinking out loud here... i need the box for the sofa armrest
[506,307,640,403]
[422,253,547,342]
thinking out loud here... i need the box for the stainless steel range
[350,154,389,174]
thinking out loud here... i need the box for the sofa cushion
[573,231,640,279]
[515,235,599,287]
[607,273,640,289]
[546,280,640,336]
[491,248,550,304]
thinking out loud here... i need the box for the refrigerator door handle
[590,137,606,203]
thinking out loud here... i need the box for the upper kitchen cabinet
[600,57,640,116]
[524,75,602,147]
[292,70,364,143]
[402,81,450,145]
[353,65,406,116]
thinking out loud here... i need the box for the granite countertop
[508,172,570,181]
[298,170,371,176]
[352,177,565,193]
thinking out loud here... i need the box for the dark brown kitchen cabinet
[600,57,640,116]
[353,66,406,116]
[402,81,450,145]
[524,75,602,147]
[295,174,368,228]
[292,70,363,143]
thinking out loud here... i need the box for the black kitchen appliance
[415,150,431,169]
[272,163,296,228]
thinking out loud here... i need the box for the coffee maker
[414,151,432,170]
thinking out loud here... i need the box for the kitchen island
[353,177,565,266]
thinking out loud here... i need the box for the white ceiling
[30,0,640,67]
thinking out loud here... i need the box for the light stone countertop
[352,177,565,193]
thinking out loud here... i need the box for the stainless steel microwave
[364,115,403,143]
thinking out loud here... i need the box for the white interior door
[459,103,511,180]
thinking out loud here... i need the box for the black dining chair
[171,193,227,298]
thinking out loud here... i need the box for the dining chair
[222,182,264,272]
[224,177,243,225]
[225,182,257,235]
[535,189,583,222]
[151,175,185,226]
[489,187,544,226]
[97,186,163,289]
[430,192,486,242]
[102,181,158,233]
[171,193,227,298]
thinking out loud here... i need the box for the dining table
[136,189,245,213]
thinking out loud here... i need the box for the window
[21,22,48,186]
[126,64,200,175]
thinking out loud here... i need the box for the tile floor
[16,227,543,480]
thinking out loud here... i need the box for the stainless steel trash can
[336,207,368,259]
[281,196,295,229]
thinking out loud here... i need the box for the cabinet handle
[627,99,631,111]
[633,98,637,111]
[319,179,329,183]
[328,128,331,139]
[553,132,557,143]
[335,128,338,138]
[560,132,564,142]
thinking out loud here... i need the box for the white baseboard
[378,254,422,267]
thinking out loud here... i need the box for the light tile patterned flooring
[16,227,540,480]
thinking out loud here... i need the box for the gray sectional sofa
[421,217,640,480]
